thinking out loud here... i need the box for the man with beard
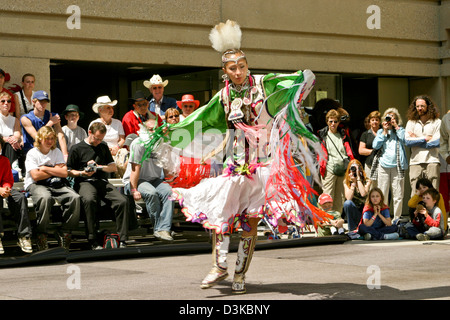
[405,95,441,196]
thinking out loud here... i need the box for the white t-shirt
[63,125,87,151]
[0,113,16,137]
[122,137,163,185]
[24,147,65,190]
[89,118,124,148]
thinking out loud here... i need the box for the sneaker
[119,241,127,248]
[154,230,174,241]
[18,236,33,253]
[416,233,430,241]
[55,231,72,251]
[364,233,372,241]
[36,233,49,251]
[0,238,4,254]
[383,232,399,240]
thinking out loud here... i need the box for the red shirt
[122,109,162,136]
[0,155,14,188]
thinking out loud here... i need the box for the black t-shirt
[359,129,377,166]
[66,140,114,182]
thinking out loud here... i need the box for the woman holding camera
[359,111,381,187]
[371,108,408,221]
[318,109,356,212]
[343,159,372,231]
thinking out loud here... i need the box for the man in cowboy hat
[122,90,163,136]
[20,90,68,157]
[177,94,200,121]
[61,104,87,151]
[144,74,177,118]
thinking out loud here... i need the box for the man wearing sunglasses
[143,75,177,119]
[122,90,162,136]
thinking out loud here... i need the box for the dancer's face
[223,54,248,86]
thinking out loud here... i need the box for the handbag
[37,177,70,189]
[327,134,350,177]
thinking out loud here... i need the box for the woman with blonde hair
[371,107,407,221]
[24,126,80,251]
[343,159,372,231]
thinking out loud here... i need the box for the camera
[385,115,392,122]
[350,165,357,177]
[84,163,97,173]
[416,201,426,213]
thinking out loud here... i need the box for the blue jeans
[126,179,173,232]
[405,222,443,239]
[358,224,398,240]
[343,200,363,232]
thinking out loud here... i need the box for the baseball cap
[32,90,50,101]
[318,193,333,205]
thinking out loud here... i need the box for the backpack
[103,233,120,249]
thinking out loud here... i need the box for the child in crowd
[405,188,444,241]
[407,178,447,233]
[61,104,87,152]
[316,193,345,236]
[358,187,399,240]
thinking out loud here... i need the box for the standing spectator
[405,95,441,196]
[122,127,175,241]
[0,92,24,178]
[61,104,87,151]
[358,188,399,240]
[177,94,200,121]
[405,188,444,240]
[122,90,162,136]
[318,109,355,212]
[24,126,81,251]
[20,90,68,158]
[14,73,35,118]
[343,159,372,232]
[0,68,16,117]
[371,108,407,221]
[66,122,137,250]
[164,108,180,125]
[0,134,33,254]
[144,74,177,119]
[359,111,381,187]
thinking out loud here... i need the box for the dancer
[140,20,328,294]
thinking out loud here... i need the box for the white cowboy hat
[92,95,118,113]
[143,74,169,88]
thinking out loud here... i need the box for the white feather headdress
[209,20,242,53]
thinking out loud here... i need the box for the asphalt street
[0,229,449,306]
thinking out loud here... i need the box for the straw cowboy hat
[92,95,118,113]
[143,74,169,88]
[177,94,200,109]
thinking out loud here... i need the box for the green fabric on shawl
[166,70,307,150]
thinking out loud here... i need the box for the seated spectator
[371,108,407,220]
[177,94,200,121]
[316,193,345,236]
[66,122,137,250]
[90,96,126,177]
[20,90,68,158]
[122,127,174,241]
[343,159,372,232]
[0,92,24,178]
[0,69,17,118]
[122,90,162,137]
[404,188,444,241]
[358,187,399,240]
[144,74,177,118]
[165,107,180,125]
[14,73,35,118]
[61,104,87,151]
[0,134,32,254]
[24,126,81,251]
[405,178,447,235]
